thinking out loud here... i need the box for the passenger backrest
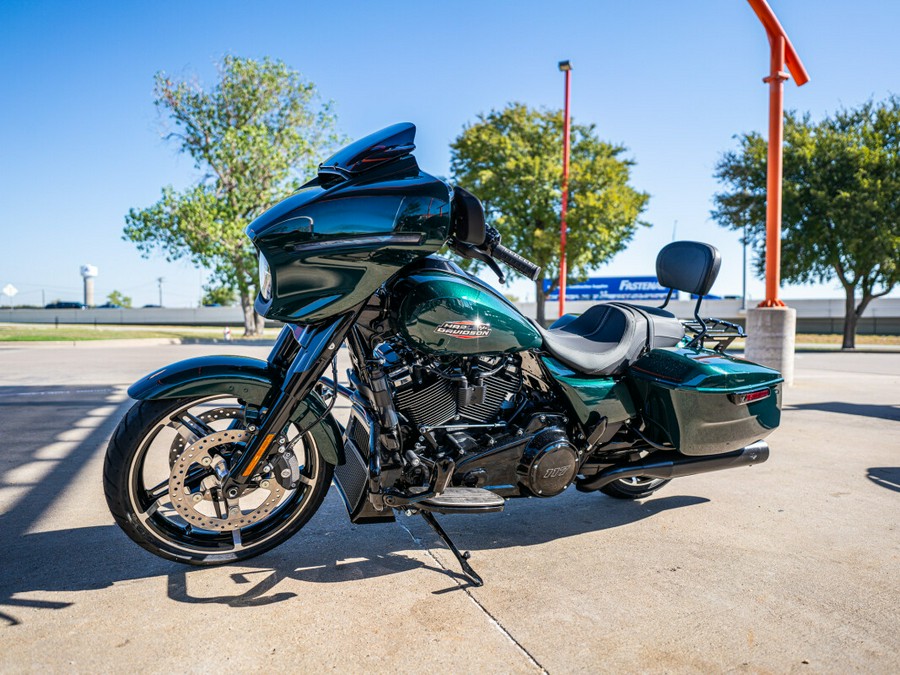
[656,241,721,297]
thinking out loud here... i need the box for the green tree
[106,290,132,308]
[201,284,237,307]
[450,103,650,325]
[123,56,340,335]
[713,99,900,349]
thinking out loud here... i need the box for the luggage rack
[683,317,745,352]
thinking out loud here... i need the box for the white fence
[2,297,899,333]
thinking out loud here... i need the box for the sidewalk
[0,346,897,672]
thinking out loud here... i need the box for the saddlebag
[628,348,783,456]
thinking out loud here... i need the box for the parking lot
[0,341,898,672]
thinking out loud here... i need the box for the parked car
[45,301,86,309]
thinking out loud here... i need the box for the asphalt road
[0,341,897,672]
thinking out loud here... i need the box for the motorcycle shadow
[0,489,707,621]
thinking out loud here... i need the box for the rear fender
[127,355,344,466]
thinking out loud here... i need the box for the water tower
[80,264,98,307]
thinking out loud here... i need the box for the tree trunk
[841,290,858,349]
[240,290,259,337]
[535,280,546,327]
[254,312,265,336]
[842,288,877,350]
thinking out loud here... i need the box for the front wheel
[103,395,333,565]
[600,476,670,500]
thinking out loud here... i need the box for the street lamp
[558,59,572,319]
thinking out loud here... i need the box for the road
[0,341,898,672]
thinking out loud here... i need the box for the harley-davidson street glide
[104,123,782,585]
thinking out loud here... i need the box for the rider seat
[536,241,721,376]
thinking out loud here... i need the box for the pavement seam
[398,521,548,674]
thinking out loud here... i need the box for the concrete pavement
[0,342,897,672]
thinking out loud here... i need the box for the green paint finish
[541,356,635,428]
[248,165,452,323]
[630,347,784,392]
[127,355,344,466]
[629,347,782,456]
[396,271,542,356]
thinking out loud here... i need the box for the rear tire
[600,477,670,500]
[103,396,333,566]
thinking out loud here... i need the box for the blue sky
[1,0,898,307]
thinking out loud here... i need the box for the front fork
[220,315,355,497]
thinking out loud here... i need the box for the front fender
[127,355,344,466]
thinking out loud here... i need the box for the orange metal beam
[746,0,809,307]
[747,0,810,86]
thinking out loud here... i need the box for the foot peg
[419,511,483,587]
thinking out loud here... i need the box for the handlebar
[491,244,542,282]
[448,226,542,284]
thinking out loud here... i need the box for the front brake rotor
[168,406,244,467]
[168,429,286,531]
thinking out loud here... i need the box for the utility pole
[157,277,164,308]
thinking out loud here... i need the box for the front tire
[103,396,333,565]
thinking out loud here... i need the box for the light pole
[741,224,748,313]
[157,277,165,308]
[558,59,572,319]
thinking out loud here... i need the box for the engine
[359,339,579,498]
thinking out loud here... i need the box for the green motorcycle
[104,124,781,586]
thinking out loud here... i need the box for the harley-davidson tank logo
[435,321,491,339]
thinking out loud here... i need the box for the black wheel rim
[126,396,322,557]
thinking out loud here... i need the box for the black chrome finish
[630,425,673,451]
[267,324,302,372]
[382,459,455,507]
[659,288,673,309]
[419,511,483,587]
[576,441,769,492]
[224,314,357,491]
[319,376,355,400]
[683,317,747,352]
[287,233,425,254]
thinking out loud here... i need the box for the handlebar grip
[492,244,542,282]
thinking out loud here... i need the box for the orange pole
[760,33,788,308]
[746,0,809,308]
[559,68,571,318]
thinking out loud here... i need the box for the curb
[0,338,187,349]
[0,337,279,349]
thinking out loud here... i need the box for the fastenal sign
[544,276,668,301]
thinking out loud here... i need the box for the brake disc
[168,429,286,531]
[168,406,244,467]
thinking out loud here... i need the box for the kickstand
[419,511,483,587]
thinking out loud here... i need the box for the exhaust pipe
[577,440,769,492]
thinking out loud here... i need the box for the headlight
[258,253,272,302]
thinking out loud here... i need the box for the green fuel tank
[392,264,542,357]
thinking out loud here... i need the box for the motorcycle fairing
[246,124,453,324]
